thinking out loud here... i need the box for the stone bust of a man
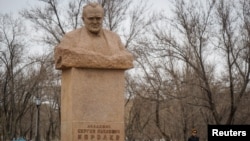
[54,2,133,70]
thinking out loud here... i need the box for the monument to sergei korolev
[54,2,133,141]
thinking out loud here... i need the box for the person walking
[188,129,199,141]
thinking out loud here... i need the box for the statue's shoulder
[58,28,83,45]
[103,29,120,38]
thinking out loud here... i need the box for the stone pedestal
[61,68,126,141]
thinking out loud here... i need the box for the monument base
[61,68,125,141]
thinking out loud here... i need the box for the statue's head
[82,2,104,34]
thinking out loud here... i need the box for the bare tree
[0,13,39,140]
[128,0,249,140]
[136,0,250,140]
[215,0,250,124]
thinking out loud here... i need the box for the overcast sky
[0,0,171,14]
[0,0,36,14]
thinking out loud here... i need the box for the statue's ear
[82,17,84,21]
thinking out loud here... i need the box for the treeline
[0,0,250,141]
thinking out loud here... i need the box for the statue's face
[83,7,104,34]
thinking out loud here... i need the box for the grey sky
[0,0,170,14]
[0,0,36,14]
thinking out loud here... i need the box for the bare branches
[99,0,131,31]
[1,0,250,140]
[67,0,85,29]
[20,0,86,46]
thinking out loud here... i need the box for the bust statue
[54,2,134,70]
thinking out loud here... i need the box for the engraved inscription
[76,124,121,141]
